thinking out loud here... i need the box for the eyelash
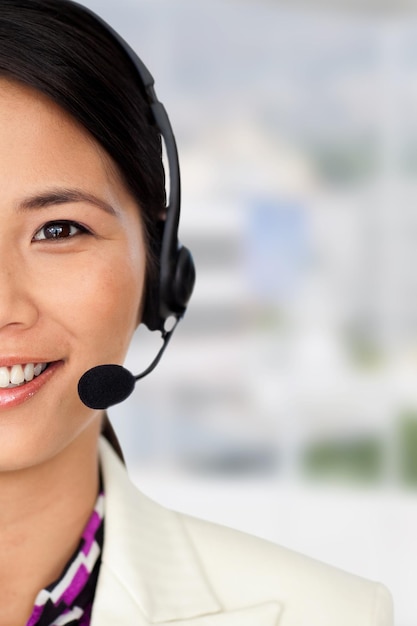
[32,220,90,242]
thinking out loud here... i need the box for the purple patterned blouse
[26,492,104,626]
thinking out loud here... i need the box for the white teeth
[24,363,34,382]
[0,362,48,388]
[10,364,24,385]
[0,367,9,388]
[33,363,43,377]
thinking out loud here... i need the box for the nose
[0,259,39,331]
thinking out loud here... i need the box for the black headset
[75,1,196,335]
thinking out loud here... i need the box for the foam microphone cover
[78,364,136,410]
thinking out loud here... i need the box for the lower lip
[0,361,64,408]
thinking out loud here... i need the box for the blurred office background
[80,0,415,623]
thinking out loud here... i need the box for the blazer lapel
[93,439,282,626]
[94,438,220,624]
[92,569,281,626]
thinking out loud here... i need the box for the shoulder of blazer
[180,513,393,626]
[92,437,393,626]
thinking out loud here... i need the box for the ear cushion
[142,245,195,331]
[159,244,195,322]
[170,246,196,313]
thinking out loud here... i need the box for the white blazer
[91,437,393,626]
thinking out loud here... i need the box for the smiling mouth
[0,363,50,388]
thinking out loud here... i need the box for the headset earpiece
[173,246,196,312]
[142,238,195,332]
[159,244,195,323]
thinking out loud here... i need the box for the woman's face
[0,79,146,470]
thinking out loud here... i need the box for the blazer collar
[93,438,282,626]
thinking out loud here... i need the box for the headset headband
[72,1,195,332]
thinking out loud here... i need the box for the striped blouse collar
[26,491,105,626]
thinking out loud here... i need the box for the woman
[0,1,392,625]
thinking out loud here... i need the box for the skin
[0,78,147,625]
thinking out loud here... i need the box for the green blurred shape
[345,331,384,369]
[309,138,378,186]
[398,413,417,487]
[303,437,383,484]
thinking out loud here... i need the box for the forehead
[0,77,126,205]
[0,77,87,143]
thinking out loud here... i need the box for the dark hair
[0,0,165,315]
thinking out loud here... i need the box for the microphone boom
[77,318,180,409]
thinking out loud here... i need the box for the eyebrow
[17,188,116,216]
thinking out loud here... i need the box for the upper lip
[0,358,57,368]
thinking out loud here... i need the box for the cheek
[92,267,143,347]
[42,249,145,359]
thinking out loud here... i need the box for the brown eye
[33,221,85,241]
